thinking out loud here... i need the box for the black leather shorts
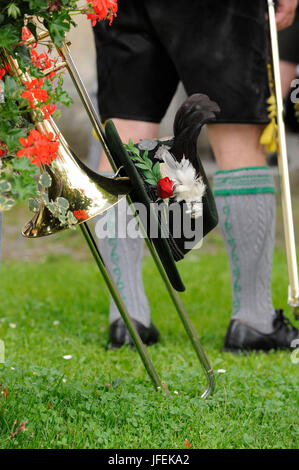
[93,0,270,124]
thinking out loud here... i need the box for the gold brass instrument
[2,51,132,238]
[267,0,299,319]
[3,31,215,397]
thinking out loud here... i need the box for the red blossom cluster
[40,104,56,120]
[0,385,8,400]
[86,0,118,26]
[17,129,60,167]
[73,209,89,220]
[0,63,12,81]
[22,27,33,42]
[31,50,56,80]
[0,142,6,157]
[22,78,48,108]
[22,27,56,80]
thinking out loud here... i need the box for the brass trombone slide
[267,0,299,319]
[58,41,215,398]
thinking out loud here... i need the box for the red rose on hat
[157,177,174,199]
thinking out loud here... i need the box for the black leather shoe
[108,318,160,349]
[224,309,299,353]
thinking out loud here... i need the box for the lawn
[0,219,298,448]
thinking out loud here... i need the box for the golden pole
[267,0,299,318]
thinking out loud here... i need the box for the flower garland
[0,0,117,223]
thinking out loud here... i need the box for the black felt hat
[104,94,220,292]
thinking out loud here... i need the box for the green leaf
[130,154,144,163]
[0,24,19,48]
[5,128,27,152]
[28,198,39,212]
[39,172,52,188]
[58,214,66,224]
[41,192,49,204]
[7,3,21,19]
[143,170,154,179]
[152,162,162,180]
[4,75,22,97]
[27,0,49,9]
[46,12,71,47]
[67,210,77,225]
[56,196,69,210]
[142,150,152,167]
[10,173,38,200]
[0,195,15,211]
[12,156,36,174]
[47,202,57,214]
[0,180,11,192]
[135,163,149,170]
[26,22,37,40]
[55,86,73,106]
[12,45,32,70]
[145,178,157,186]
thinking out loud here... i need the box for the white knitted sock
[214,166,276,334]
[94,181,151,327]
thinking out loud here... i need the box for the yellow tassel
[260,90,278,152]
[92,128,100,141]
[260,119,277,153]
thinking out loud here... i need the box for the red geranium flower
[40,104,56,120]
[157,177,174,199]
[0,68,5,81]
[73,209,89,220]
[86,0,118,26]
[31,50,54,72]
[0,142,7,157]
[22,27,33,42]
[45,71,56,81]
[22,78,48,108]
[17,129,59,167]
[0,385,8,400]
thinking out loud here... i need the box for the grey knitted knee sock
[213,167,276,334]
[95,196,151,328]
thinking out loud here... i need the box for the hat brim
[104,119,185,292]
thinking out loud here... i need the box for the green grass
[0,239,298,449]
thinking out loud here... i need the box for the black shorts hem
[101,112,162,124]
[210,118,269,125]
[102,114,270,126]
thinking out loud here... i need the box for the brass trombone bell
[22,119,132,238]
[2,50,132,238]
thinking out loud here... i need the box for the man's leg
[97,119,160,347]
[208,124,295,351]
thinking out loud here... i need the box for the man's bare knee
[98,119,159,172]
[207,123,267,170]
